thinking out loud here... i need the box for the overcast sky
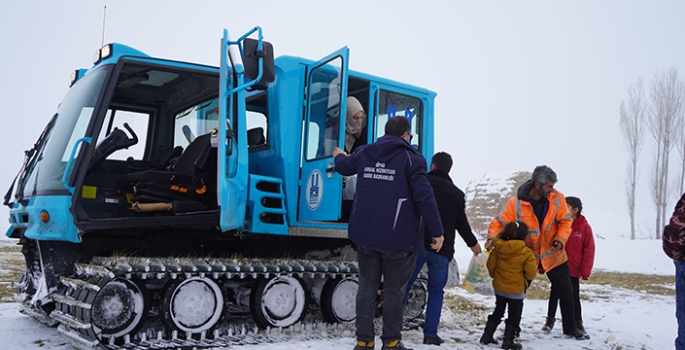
[1,1,684,238]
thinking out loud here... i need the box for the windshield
[20,67,109,197]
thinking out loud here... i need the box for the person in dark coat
[663,192,685,350]
[543,196,595,334]
[404,152,482,346]
[334,116,444,350]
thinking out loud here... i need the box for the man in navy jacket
[334,116,444,350]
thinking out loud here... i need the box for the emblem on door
[306,169,324,210]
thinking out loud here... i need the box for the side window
[98,109,150,161]
[305,57,343,160]
[375,90,423,151]
[247,92,268,149]
[174,99,220,147]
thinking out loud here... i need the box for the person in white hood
[344,96,367,153]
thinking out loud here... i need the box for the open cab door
[298,48,350,222]
[218,27,274,231]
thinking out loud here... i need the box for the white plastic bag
[462,252,494,295]
[342,174,357,200]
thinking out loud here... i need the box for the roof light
[93,43,114,65]
[101,44,112,59]
[68,69,88,87]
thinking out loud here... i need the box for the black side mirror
[243,38,275,90]
[247,127,266,147]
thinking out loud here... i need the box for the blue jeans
[675,260,685,350]
[404,251,449,338]
[355,245,416,345]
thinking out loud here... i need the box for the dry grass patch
[440,292,491,343]
[0,243,21,254]
[523,270,674,300]
[0,243,23,302]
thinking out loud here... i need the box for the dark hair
[431,152,453,172]
[384,116,411,137]
[497,221,529,241]
[566,196,583,216]
[532,165,558,185]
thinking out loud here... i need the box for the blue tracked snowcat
[4,27,437,349]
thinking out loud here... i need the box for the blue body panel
[247,56,437,232]
[247,174,288,235]
[6,196,80,242]
[5,27,437,242]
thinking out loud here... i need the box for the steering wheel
[89,123,139,169]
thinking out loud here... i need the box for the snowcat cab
[4,26,436,349]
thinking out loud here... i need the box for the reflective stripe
[544,197,560,233]
[497,215,505,226]
[528,229,540,235]
[515,199,522,221]
[536,248,557,260]
[393,198,407,230]
[405,150,413,166]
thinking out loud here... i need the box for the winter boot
[354,340,375,350]
[541,316,555,334]
[479,315,500,345]
[575,319,585,334]
[422,335,445,345]
[572,324,589,340]
[381,340,413,350]
[501,321,523,350]
[505,319,521,339]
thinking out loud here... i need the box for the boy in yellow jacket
[480,221,537,350]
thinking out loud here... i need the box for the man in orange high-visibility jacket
[486,165,587,340]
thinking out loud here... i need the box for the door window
[304,57,344,160]
[375,90,423,151]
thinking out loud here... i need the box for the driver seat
[129,131,216,207]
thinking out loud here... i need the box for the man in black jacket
[405,152,482,346]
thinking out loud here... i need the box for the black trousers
[491,294,524,329]
[547,276,582,322]
[545,262,577,334]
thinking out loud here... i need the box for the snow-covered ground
[0,237,677,350]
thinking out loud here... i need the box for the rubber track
[49,257,365,349]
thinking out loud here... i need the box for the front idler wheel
[91,277,149,339]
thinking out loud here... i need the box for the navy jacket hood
[334,135,443,253]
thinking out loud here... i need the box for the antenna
[101,6,107,48]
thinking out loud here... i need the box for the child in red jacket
[542,196,596,334]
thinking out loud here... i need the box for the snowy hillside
[463,170,531,236]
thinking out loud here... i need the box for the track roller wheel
[321,276,358,323]
[161,276,225,334]
[403,278,427,321]
[250,275,308,328]
[91,277,149,338]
